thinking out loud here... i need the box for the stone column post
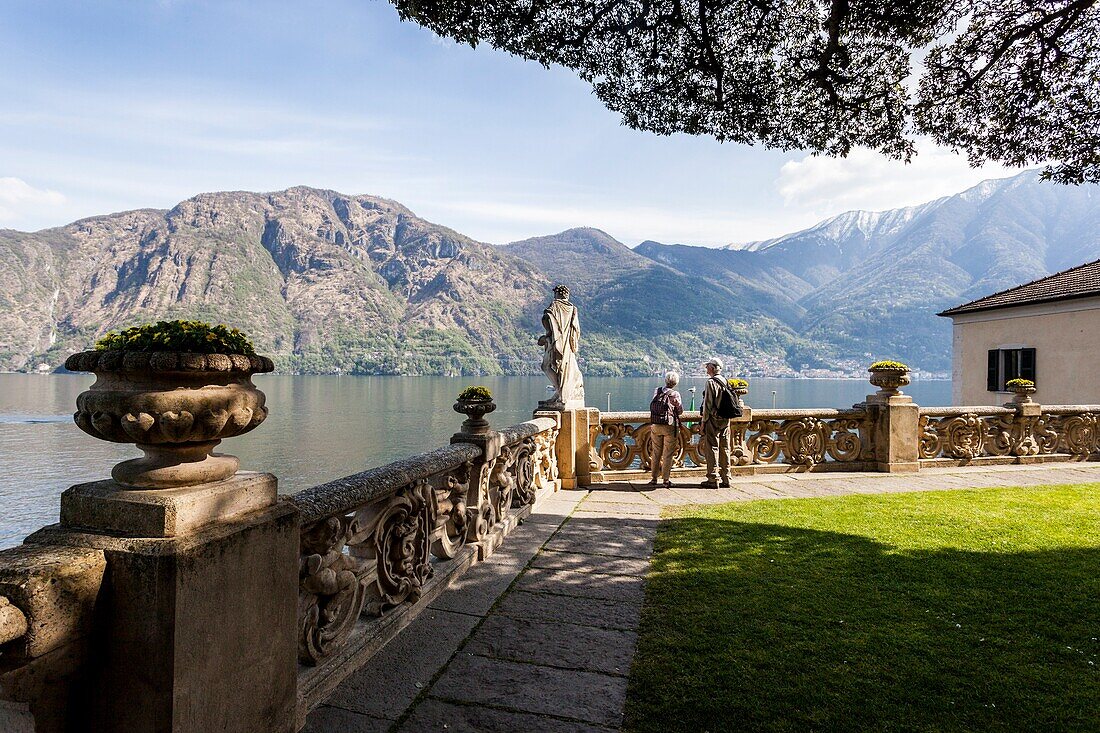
[865,395,920,473]
[451,395,502,558]
[540,407,599,489]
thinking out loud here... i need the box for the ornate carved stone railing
[289,413,559,722]
[918,405,1100,461]
[595,408,873,474]
[291,443,481,666]
[496,416,561,510]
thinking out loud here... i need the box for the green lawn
[624,485,1100,733]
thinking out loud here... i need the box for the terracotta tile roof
[939,259,1100,317]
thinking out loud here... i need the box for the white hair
[665,371,680,387]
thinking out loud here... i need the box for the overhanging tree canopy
[391,0,1100,183]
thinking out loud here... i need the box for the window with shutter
[1020,348,1037,384]
[986,347,1037,391]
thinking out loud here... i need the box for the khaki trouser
[702,419,731,483]
[649,424,678,482]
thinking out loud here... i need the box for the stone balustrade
[595,401,1100,478]
[595,408,873,477]
[288,414,560,723]
[918,404,1100,463]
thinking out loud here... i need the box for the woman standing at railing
[648,371,685,488]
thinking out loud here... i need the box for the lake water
[0,374,951,549]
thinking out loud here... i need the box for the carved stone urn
[868,364,911,397]
[64,350,274,488]
[453,394,496,435]
[1008,380,1037,404]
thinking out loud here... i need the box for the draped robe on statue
[539,297,585,409]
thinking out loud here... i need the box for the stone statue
[538,284,585,410]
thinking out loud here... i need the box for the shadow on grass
[625,519,1100,733]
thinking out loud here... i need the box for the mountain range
[2,170,1097,377]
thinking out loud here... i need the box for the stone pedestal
[865,394,920,473]
[25,473,299,733]
[546,408,598,489]
[60,472,277,538]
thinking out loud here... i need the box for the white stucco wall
[948,296,1100,406]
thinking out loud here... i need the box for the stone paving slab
[532,496,587,518]
[542,531,655,559]
[531,549,651,576]
[571,508,661,522]
[398,698,616,733]
[464,614,637,675]
[303,705,390,733]
[427,553,529,617]
[514,566,647,604]
[635,487,696,504]
[575,500,663,517]
[427,513,568,617]
[496,588,641,631]
[578,488,658,504]
[324,609,481,720]
[429,653,629,728]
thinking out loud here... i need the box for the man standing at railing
[700,357,732,488]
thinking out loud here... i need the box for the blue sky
[0,0,1021,246]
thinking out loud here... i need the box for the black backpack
[712,377,743,419]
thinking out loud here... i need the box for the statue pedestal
[539,407,597,489]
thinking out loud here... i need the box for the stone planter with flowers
[867,360,911,398]
[65,320,274,490]
[1005,378,1037,404]
[727,377,750,401]
[453,385,496,435]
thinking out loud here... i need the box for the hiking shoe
[663,480,673,489]
[699,480,719,488]
[720,481,731,488]
[645,478,659,486]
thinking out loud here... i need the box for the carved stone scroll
[917,408,1100,461]
[595,410,870,472]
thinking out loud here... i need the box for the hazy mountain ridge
[639,171,1100,371]
[0,188,550,375]
[1,171,1096,376]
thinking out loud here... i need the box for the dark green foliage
[393,0,1100,183]
[94,320,256,355]
[457,385,493,400]
[626,485,1100,732]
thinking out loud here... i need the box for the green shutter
[987,350,999,391]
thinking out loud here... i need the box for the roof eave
[938,290,1100,318]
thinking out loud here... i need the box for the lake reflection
[0,373,951,549]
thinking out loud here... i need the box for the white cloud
[0,178,65,223]
[776,144,1020,219]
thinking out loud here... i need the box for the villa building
[939,259,1100,405]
